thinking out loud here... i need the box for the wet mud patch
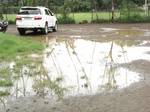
[6,83,150,112]
[1,38,149,112]
[2,24,150,112]
[121,59,150,77]
[9,24,150,42]
[64,28,149,41]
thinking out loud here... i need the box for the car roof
[21,6,47,10]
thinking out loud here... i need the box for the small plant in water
[12,56,67,100]
[0,67,13,111]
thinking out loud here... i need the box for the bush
[79,20,88,24]
[118,14,150,23]
[8,20,16,24]
[128,14,143,22]
[58,16,75,24]
[119,14,142,23]
[142,16,150,23]
[91,19,110,23]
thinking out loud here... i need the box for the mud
[7,23,150,40]
[1,23,150,112]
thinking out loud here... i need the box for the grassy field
[68,12,114,23]
[2,11,149,24]
[3,12,115,24]
[0,33,44,60]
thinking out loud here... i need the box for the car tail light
[16,16,22,20]
[34,16,42,20]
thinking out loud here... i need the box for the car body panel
[0,20,8,32]
[16,6,57,31]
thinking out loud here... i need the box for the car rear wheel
[52,22,58,32]
[18,28,26,35]
[33,29,38,34]
[43,23,48,35]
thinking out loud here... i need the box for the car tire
[18,28,26,35]
[1,27,7,33]
[3,28,7,33]
[43,23,48,35]
[52,22,58,32]
[33,29,38,34]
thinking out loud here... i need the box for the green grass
[3,11,149,24]
[0,80,13,87]
[3,14,16,23]
[2,12,114,24]
[0,33,44,60]
[0,91,10,96]
[68,12,113,23]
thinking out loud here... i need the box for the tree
[111,0,115,22]
[92,0,98,20]
[32,0,35,6]
[44,0,48,7]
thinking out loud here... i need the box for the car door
[44,9,53,27]
[48,10,55,26]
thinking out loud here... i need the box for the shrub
[8,20,16,24]
[91,19,110,23]
[117,14,150,23]
[79,20,88,24]
[58,16,75,24]
[128,14,143,22]
[142,16,150,23]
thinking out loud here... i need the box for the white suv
[16,6,57,35]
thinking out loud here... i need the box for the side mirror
[51,13,54,16]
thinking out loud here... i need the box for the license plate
[23,17,32,20]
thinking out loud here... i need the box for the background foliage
[0,0,150,23]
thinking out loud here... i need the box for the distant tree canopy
[0,0,147,12]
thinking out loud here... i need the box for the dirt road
[3,23,150,112]
[7,23,150,40]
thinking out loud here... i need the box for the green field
[2,11,149,24]
[0,33,44,60]
[3,12,115,24]
[68,12,116,23]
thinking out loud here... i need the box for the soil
[3,23,150,112]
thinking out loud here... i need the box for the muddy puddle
[43,38,150,95]
[1,38,150,99]
[1,27,150,111]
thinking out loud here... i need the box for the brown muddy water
[1,25,150,111]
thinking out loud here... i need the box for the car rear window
[18,8,41,15]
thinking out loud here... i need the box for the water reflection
[98,28,147,39]
[0,57,65,110]
[101,28,145,36]
[43,37,147,96]
[10,57,66,99]
[1,37,150,110]
[0,63,14,111]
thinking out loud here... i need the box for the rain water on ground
[43,37,150,96]
[0,27,150,110]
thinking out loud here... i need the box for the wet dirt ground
[2,23,150,112]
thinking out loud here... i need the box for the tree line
[0,0,149,23]
[0,0,146,12]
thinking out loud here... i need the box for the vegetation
[0,33,44,60]
[0,34,65,102]
[0,0,149,23]
[4,11,150,24]
[0,91,10,96]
